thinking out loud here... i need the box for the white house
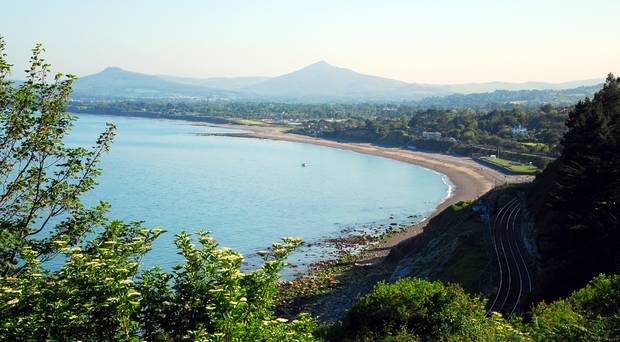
[422,131,442,140]
[512,124,528,135]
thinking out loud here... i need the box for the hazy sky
[2,0,619,83]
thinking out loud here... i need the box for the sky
[2,0,619,84]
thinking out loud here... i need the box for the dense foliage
[68,94,589,123]
[320,278,523,341]
[0,41,115,277]
[294,106,563,169]
[308,106,564,146]
[136,234,314,341]
[415,86,600,110]
[524,273,620,341]
[322,274,620,341]
[73,100,568,168]
[69,101,405,121]
[0,226,315,340]
[529,74,620,300]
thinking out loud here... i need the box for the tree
[0,38,116,276]
[530,74,620,299]
[0,40,317,340]
[526,274,620,341]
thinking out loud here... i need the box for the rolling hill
[72,67,238,99]
[446,79,603,94]
[158,75,269,90]
[241,61,449,101]
[69,63,604,103]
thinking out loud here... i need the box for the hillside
[72,67,238,99]
[68,63,604,104]
[414,85,602,108]
[446,78,603,94]
[526,74,620,301]
[391,76,619,306]
[158,75,269,90]
[242,61,447,101]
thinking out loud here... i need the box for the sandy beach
[197,122,537,321]
[198,123,533,252]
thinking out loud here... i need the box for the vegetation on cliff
[320,274,620,341]
[528,74,620,300]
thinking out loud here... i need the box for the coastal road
[487,197,532,318]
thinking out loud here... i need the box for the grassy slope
[279,187,533,322]
[387,199,493,293]
[519,142,547,149]
[480,156,540,174]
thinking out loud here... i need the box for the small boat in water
[301,162,310,167]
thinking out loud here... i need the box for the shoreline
[74,112,531,261]
[74,112,529,267]
[73,113,534,320]
[196,122,533,256]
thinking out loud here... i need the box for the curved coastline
[196,123,533,254]
[74,112,514,264]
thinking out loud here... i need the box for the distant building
[512,124,528,135]
[422,131,442,140]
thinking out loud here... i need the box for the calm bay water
[65,114,450,276]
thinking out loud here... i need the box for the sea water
[62,114,450,277]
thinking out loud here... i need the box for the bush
[321,275,620,341]
[0,228,317,340]
[0,220,159,340]
[527,274,620,341]
[136,232,316,341]
[321,278,524,341]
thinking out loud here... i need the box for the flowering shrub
[0,39,316,341]
[137,232,316,341]
[0,225,316,340]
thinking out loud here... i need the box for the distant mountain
[241,61,602,101]
[446,79,603,94]
[243,61,438,101]
[415,85,602,109]
[72,67,238,99]
[69,63,605,103]
[158,75,269,90]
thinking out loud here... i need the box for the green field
[480,156,540,174]
[230,118,293,131]
[519,142,547,149]
[230,118,271,126]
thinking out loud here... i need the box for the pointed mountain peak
[303,60,335,70]
[312,60,330,66]
[101,66,129,74]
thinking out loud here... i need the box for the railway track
[487,196,532,318]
